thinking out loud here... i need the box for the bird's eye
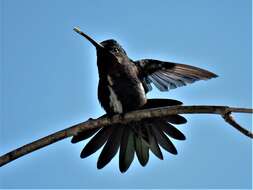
[112,48,119,53]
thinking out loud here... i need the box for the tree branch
[0,105,252,167]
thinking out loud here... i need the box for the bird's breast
[98,71,146,114]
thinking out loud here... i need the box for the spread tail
[71,98,186,173]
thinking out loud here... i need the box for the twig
[222,112,253,138]
[0,105,252,167]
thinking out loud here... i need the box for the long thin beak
[73,27,104,49]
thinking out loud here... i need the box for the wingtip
[207,71,219,79]
[213,73,219,78]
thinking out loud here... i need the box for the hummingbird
[71,27,218,173]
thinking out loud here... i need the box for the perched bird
[71,27,217,172]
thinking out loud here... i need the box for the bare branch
[222,112,253,138]
[0,105,252,167]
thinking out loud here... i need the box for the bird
[71,27,218,173]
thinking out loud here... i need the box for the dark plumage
[80,126,112,159]
[119,125,135,172]
[72,27,218,172]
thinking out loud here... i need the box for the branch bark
[0,105,252,167]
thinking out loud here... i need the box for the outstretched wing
[135,59,218,92]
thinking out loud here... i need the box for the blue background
[0,0,252,189]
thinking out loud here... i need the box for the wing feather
[135,59,218,92]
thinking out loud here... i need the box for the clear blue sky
[0,0,252,189]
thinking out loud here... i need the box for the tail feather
[159,122,186,140]
[151,125,178,155]
[142,98,182,109]
[71,128,99,143]
[146,126,163,160]
[134,130,149,166]
[119,126,135,173]
[97,125,124,169]
[142,98,187,125]
[165,115,187,124]
[73,98,186,172]
[71,115,106,143]
[80,126,112,158]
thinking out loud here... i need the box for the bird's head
[100,39,127,56]
[73,27,127,58]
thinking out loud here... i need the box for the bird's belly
[98,77,146,114]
